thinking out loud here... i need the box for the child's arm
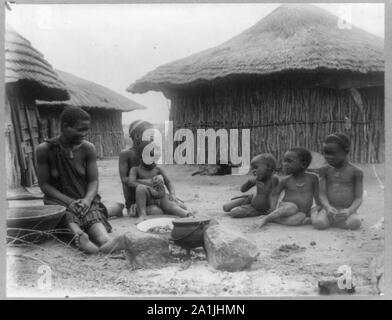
[240,177,257,192]
[269,177,285,211]
[128,167,153,188]
[312,174,321,207]
[127,167,154,187]
[318,167,337,215]
[156,167,175,198]
[342,168,363,216]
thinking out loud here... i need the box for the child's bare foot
[255,217,268,228]
[128,204,137,217]
[76,232,99,254]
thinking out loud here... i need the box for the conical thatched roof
[37,70,147,112]
[5,25,69,101]
[128,4,384,94]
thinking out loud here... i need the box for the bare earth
[7,160,384,297]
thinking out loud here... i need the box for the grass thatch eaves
[5,26,69,101]
[128,4,384,94]
[37,70,147,112]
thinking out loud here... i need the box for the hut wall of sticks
[128,4,385,164]
[5,26,69,189]
[37,70,147,159]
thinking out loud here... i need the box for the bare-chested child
[222,154,279,218]
[255,147,319,228]
[311,133,362,230]
[129,149,192,222]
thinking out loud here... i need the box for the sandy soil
[7,160,384,297]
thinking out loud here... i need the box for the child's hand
[153,175,164,189]
[326,206,338,218]
[248,177,258,185]
[334,209,350,222]
[168,193,177,202]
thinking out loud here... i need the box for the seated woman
[36,107,112,254]
[119,120,188,218]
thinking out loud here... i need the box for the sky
[6,3,385,125]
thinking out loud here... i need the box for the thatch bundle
[37,70,147,158]
[5,26,69,101]
[128,4,384,163]
[128,4,383,94]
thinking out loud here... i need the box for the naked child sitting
[128,146,192,222]
[311,133,362,230]
[255,147,319,228]
[223,153,279,218]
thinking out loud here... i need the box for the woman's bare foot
[99,235,126,254]
[255,216,268,228]
[75,232,99,254]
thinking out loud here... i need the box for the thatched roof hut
[128,4,384,163]
[5,26,69,101]
[37,70,147,158]
[5,26,69,189]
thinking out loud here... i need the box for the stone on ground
[204,224,259,272]
[123,227,170,269]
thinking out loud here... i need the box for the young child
[223,154,279,218]
[128,147,191,222]
[311,133,362,230]
[255,147,319,228]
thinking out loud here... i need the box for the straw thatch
[128,4,384,94]
[38,70,147,112]
[5,26,69,101]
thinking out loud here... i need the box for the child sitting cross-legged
[255,147,319,228]
[128,143,192,222]
[223,153,279,218]
[311,133,362,230]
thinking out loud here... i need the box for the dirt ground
[7,160,385,297]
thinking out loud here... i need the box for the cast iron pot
[171,217,210,250]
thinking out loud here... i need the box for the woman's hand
[68,199,82,215]
[68,198,91,217]
[77,198,92,216]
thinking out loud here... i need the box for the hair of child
[128,120,153,141]
[324,133,351,153]
[252,153,277,171]
[289,147,312,169]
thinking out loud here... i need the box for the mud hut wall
[38,107,125,158]
[168,79,384,164]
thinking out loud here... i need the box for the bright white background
[6,3,384,125]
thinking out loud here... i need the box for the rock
[122,227,170,269]
[310,241,316,246]
[204,224,259,272]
